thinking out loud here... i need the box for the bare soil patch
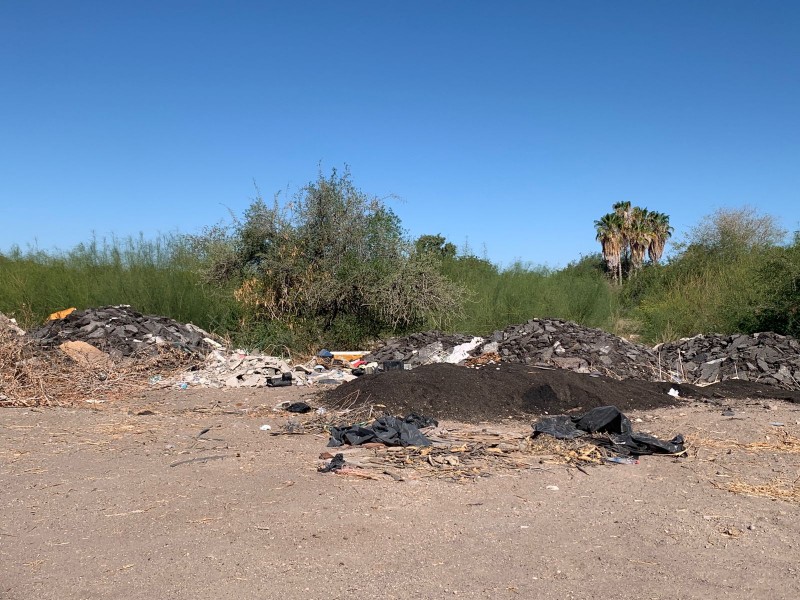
[2,381,800,600]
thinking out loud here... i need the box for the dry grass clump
[691,432,800,454]
[717,479,800,503]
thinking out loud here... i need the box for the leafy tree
[415,234,457,259]
[678,206,785,256]
[191,167,464,348]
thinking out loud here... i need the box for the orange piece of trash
[48,307,77,320]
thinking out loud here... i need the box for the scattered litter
[169,455,231,468]
[546,485,559,491]
[668,388,680,398]
[318,453,346,473]
[328,414,437,448]
[285,402,312,413]
[533,406,685,457]
[260,424,272,431]
[770,422,785,427]
[604,456,639,465]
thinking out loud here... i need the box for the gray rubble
[30,305,223,357]
[170,349,357,389]
[368,319,800,390]
[363,331,479,366]
[655,332,800,388]
[0,312,26,337]
[471,318,659,381]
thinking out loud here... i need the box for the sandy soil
[2,385,799,600]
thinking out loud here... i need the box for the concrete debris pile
[172,349,359,389]
[471,318,659,380]
[364,331,483,367]
[30,305,223,358]
[175,350,295,388]
[0,312,26,337]
[655,332,800,389]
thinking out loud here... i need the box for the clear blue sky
[2,0,798,267]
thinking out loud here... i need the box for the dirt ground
[2,383,800,600]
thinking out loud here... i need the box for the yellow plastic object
[48,307,77,320]
[331,351,368,361]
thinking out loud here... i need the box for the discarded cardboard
[59,340,112,368]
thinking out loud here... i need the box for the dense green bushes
[619,208,799,341]
[187,168,464,349]
[1,183,797,351]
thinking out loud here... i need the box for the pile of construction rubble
[366,319,659,380]
[655,332,800,388]
[30,305,222,358]
[364,331,483,367]
[367,319,800,390]
[473,318,658,380]
[5,305,800,392]
[173,349,359,389]
[0,313,25,337]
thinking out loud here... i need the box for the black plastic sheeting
[533,406,685,456]
[328,414,438,447]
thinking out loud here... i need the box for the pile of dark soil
[322,363,800,423]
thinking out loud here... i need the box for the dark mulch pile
[322,363,800,423]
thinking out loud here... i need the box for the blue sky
[1,0,798,267]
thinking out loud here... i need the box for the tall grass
[5,231,796,350]
[442,255,617,335]
[0,234,242,333]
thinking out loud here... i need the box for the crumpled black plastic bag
[318,453,346,472]
[533,406,684,456]
[328,415,433,447]
[404,413,438,428]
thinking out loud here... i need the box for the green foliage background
[1,174,798,352]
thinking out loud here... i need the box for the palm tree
[595,212,624,283]
[646,211,673,264]
[611,201,633,274]
[597,203,673,280]
[628,207,652,274]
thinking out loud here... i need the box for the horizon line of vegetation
[1,168,798,351]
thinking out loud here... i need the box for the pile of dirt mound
[323,363,682,423]
[473,318,658,380]
[30,305,222,358]
[322,363,800,423]
[655,332,800,389]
